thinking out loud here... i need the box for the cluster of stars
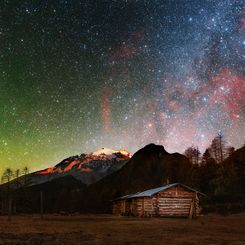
[0,0,244,174]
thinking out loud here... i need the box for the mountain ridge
[29,148,131,186]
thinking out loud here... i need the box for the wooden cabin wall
[131,198,139,216]
[194,193,200,216]
[131,198,142,216]
[112,186,201,218]
[112,200,125,215]
[125,200,131,213]
[130,197,154,216]
[152,196,158,214]
[156,186,198,217]
[143,197,154,215]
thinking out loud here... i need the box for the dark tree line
[184,134,245,213]
[184,133,234,166]
[0,166,30,220]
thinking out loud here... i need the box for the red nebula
[110,29,145,62]
[111,45,137,60]
[209,68,245,117]
[131,29,145,41]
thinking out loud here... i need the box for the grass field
[0,213,245,244]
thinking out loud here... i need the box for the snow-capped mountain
[30,148,131,186]
[92,148,131,158]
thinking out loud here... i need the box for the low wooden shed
[112,183,204,218]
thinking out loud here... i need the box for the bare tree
[184,146,201,165]
[202,149,212,165]
[15,169,20,179]
[209,133,235,164]
[218,133,224,163]
[22,166,30,186]
[194,146,201,165]
[2,168,13,221]
[22,166,29,175]
[210,133,226,164]
[2,168,13,184]
[226,146,235,158]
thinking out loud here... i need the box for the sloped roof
[114,183,205,200]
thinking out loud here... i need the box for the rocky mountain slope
[30,148,131,186]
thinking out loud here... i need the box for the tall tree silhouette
[209,133,227,164]
[22,166,30,186]
[2,168,13,221]
[184,146,201,165]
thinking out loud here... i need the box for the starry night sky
[1,0,245,173]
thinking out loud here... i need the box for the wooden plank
[158,207,190,211]
[158,211,190,214]
[158,200,192,204]
[158,210,189,212]
[158,206,190,210]
[189,198,194,219]
[158,198,192,201]
[158,201,191,205]
[158,210,189,214]
[158,200,191,203]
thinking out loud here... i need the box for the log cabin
[112,183,205,218]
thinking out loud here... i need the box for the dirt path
[0,213,245,244]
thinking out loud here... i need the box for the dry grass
[0,213,245,244]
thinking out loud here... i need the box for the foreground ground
[0,213,245,244]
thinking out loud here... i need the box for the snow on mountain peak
[92,148,117,156]
[91,148,131,157]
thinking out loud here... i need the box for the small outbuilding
[112,183,204,218]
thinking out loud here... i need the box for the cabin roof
[114,183,205,201]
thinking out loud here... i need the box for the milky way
[0,0,245,173]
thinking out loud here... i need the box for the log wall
[131,197,153,216]
[112,200,125,215]
[156,186,197,217]
[112,185,201,218]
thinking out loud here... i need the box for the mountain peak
[135,143,168,157]
[91,148,131,157]
[34,147,131,186]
